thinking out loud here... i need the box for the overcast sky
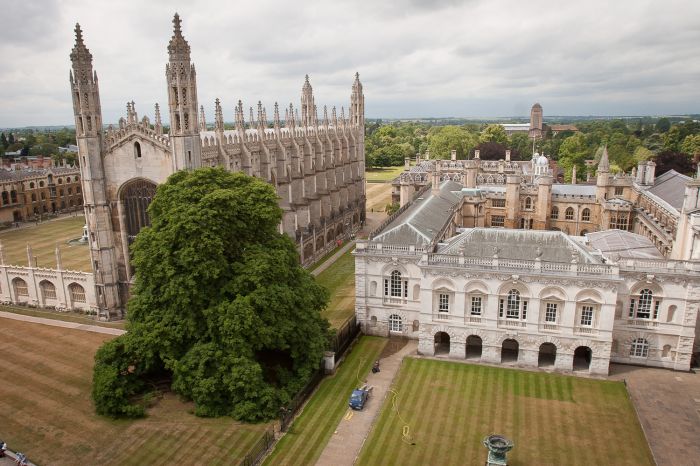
[1,0,699,127]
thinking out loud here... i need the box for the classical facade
[70,15,365,318]
[0,166,82,223]
[358,168,700,374]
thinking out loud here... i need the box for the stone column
[519,348,538,368]
[482,344,500,364]
[555,351,574,371]
[450,340,466,359]
[418,335,435,356]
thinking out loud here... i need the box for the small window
[40,181,45,187]
[68,187,72,195]
[630,338,649,358]
[581,208,591,222]
[77,186,82,193]
[29,182,35,189]
[438,293,449,313]
[491,215,505,227]
[58,178,63,185]
[506,289,520,319]
[580,305,593,326]
[471,296,482,316]
[491,199,505,208]
[134,141,142,158]
[565,207,574,220]
[389,314,403,332]
[66,177,71,183]
[524,197,532,210]
[551,206,559,219]
[31,193,36,202]
[615,186,624,196]
[545,302,557,323]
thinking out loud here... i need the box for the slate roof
[645,169,691,211]
[586,229,664,260]
[0,166,79,182]
[438,228,600,263]
[372,180,463,245]
[551,184,596,196]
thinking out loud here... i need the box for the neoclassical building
[357,171,700,374]
[70,15,365,318]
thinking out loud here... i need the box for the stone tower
[166,13,202,171]
[529,103,543,139]
[69,24,123,318]
[350,72,364,128]
[596,146,610,204]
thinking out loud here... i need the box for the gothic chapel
[70,14,366,318]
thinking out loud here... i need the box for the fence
[242,316,362,464]
[241,429,275,466]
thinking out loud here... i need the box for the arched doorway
[573,346,592,371]
[538,343,557,368]
[466,335,482,360]
[501,339,519,363]
[434,332,450,355]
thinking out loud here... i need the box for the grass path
[0,317,268,466]
[0,215,90,271]
[263,336,387,466]
[365,166,405,182]
[316,249,355,329]
[365,182,393,213]
[357,358,654,466]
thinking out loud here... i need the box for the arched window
[75,175,79,181]
[77,186,81,193]
[66,177,71,183]
[630,338,649,358]
[41,192,46,200]
[29,182,35,189]
[10,190,17,203]
[12,278,29,297]
[121,179,157,245]
[39,181,45,187]
[57,178,63,185]
[69,283,86,303]
[68,187,72,195]
[31,193,36,202]
[524,197,532,210]
[389,314,403,332]
[629,289,658,319]
[581,208,590,222]
[134,141,142,158]
[565,207,574,220]
[384,270,406,299]
[551,206,558,219]
[499,289,527,320]
[40,280,56,300]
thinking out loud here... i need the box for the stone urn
[483,434,514,465]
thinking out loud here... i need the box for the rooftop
[438,228,600,263]
[586,229,664,260]
[646,169,692,211]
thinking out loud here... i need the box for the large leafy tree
[427,126,478,159]
[92,168,330,421]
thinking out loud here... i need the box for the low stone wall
[0,264,97,313]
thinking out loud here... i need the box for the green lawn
[0,215,91,271]
[0,317,268,466]
[316,249,355,328]
[365,166,405,182]
[264,336,387,466]
[357,358,654,466]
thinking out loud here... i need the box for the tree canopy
[92,168,330,422]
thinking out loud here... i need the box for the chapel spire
[301,75,315,127]
[167,13,191,62]
[598,145,610,173]
[350,72,364,128]
[214,98,224,132]
[70,23,102,138]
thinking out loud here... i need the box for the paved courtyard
[609,364,700,466]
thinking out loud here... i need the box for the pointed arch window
[551,206,559,220]
[581,208,591,222]
[134,141,142,158]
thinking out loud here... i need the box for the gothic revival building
[70,15,366,318]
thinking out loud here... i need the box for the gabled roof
[586,229,664,260]
[646,169,691,211]
[372,180,463,245]
[439,228,600,263]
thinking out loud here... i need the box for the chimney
[505,150,511,162]
[405,157,411,171]
[572,165,577,184]
[474,150,480,160]
[415,153,421,165]
[432,168,441,196]
[451,149,457,161]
